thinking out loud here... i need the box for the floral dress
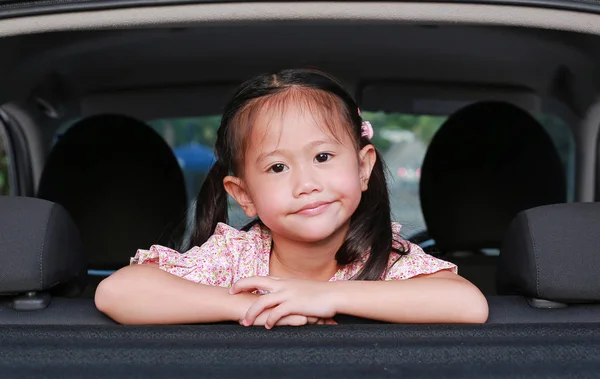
[131,222,457,286]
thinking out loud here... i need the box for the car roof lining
[0,4,595,115]
[6,24,593,113]
[0,2,599,37]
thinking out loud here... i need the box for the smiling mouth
[295,201,332,216]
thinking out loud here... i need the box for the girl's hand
[245,312,337,327]
[244,312,311,327]
[230,276,338,329]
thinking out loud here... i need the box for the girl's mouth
[295,201,332,216]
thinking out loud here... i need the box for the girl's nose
[292,165,323,197]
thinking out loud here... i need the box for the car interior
[1,1,600,376]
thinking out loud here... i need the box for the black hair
[187,68,407,280]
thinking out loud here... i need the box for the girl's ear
[358,144,377,192]
[223,176,258,218]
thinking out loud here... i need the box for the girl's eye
[269,163,288,173]
[315,153,332,163]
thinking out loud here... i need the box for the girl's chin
[273,224,348,244]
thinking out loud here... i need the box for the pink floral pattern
[130,222,457,287]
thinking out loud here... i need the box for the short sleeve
[385,222,457,280]
[384,244,458,280]
[130,223,245,287]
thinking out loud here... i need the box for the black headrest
[0,196,86,295]
[37,114,187,270]
[497,203,600,303]
[419,101,566,252]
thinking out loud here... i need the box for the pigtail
[187,158,230,249]
[336,146,403,280]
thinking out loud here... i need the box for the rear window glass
[358,111,575,237]
[147,111,573,237]
[359,112,445,236]
[147,117,219,198]
[146,116,253,228]
[54,109,574,237]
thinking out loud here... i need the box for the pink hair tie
[361,121,374,140]
[358,108,374,140]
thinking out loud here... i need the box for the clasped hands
[229,276,338,329]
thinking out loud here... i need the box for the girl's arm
[95,264,256,325]
[98,223,303,325]
[96,224,330,326]
[95,264,326,326]
[232,270,488,327]
[330,270,489,323]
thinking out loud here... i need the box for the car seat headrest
[37,114,187,270]
[0,196,86,300]
[419,101,566,252]
[497,203,600,304]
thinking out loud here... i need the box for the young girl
[95,68,488,327]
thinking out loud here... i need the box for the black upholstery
[0,196,86,295]
[3,322,600,378]
[419,101,566,253]
[37,114,187,272]
[0,298,115,324]
[497,202,600,303]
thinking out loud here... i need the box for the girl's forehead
[248,100,352,150]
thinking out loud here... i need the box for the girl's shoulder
[132,221,271,259]
[212,221,271,245]
[130,221,272,286]
[186,221,273,258]
[333,223,456,281]
[198,221,272,262]
[385,222,457,280]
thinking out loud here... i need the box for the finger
[251,311,307,327]
[275,315,308,326]
[307,316,320,324]
[250,307,272,326]
[229,276,276,295]
[244,293,285,325]
[313,318,337,325]
[266,304,293,329]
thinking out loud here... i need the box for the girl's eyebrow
[255,139,336,163]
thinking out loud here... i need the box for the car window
[360,110,575,237]
[147,116,219,200]
[146,116,253,228]
[0,124,12,196]
[360,111,446,237]
[536,113,575,200]
[146,111,574,236]
[148,114,446,231]
[54,110,574,236]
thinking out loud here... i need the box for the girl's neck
[268,224,349,281]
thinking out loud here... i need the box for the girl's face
[224,100,376,244]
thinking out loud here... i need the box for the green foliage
[361,111,446,153]
[148,116,222,148]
